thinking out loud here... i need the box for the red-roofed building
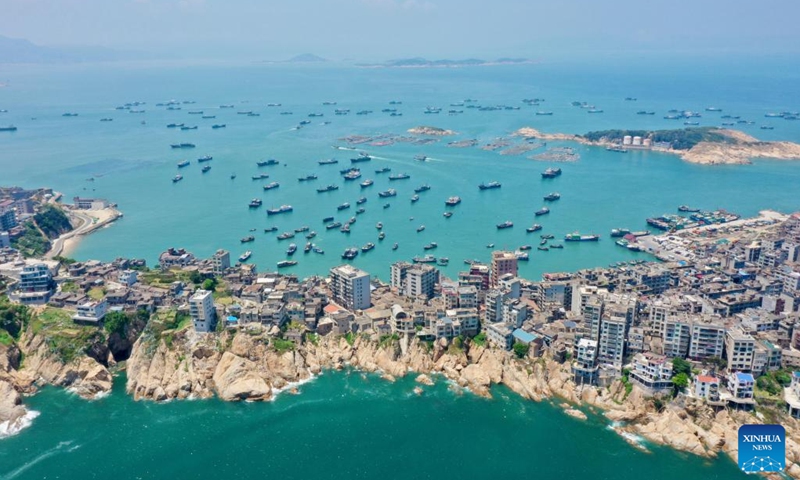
[695,375,720,401]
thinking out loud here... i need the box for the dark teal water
[0,373,746,480]
[1,58,799,280]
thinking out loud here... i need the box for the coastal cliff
[124,327,800,477]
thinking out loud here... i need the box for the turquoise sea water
[1,57,799,281]
[0,57,799,477]
[0,373,747,480]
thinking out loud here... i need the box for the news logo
[738,424,785,473]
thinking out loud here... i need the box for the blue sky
[2,0,800,60]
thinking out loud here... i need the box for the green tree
[672,357,692,377]
[189,271,203,284]
[0,299,30,339]
[513,342,530,359]
[103,311,130,335]
[672,372,689,396]
[202,278,217,291]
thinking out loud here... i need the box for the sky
[2,0,800,61]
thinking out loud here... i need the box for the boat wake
[2,439,78,479]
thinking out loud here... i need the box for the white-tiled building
[330,264,371,311]
[190,289,216,332]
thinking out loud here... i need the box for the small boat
[445,196,461,206]
[515,252,530,261]
[414,154,428,161]
[212,124,226,129]
[201,165,211,173]
[313,247,325,254]
[252,173,270,180]
[423,242,438,250]
[443,211,453,218]
[610,228,631,237]
[412,255,436,264]
[378,232,385,240]
[197,155,213,162]
[306,231,317,239]
[257,159,280,167]
[356,207,366,215]
[496,221,514,229]
[535,207,550,216]
[414,184,431,193]
[543,192,561,201]
[264,226,278,233]
[326,222,343,230]
[541,167,562,178]
[171,143,196,149]
[356,196,367,205]
[378,189,397,198]
[351,153,372,163]
[678,205,700,213]
[277,260,297,268]
[286,243,298,256]
[263,182,280,190]
[389,173,410,181]
[298,174,318,182]
[375,167,391,174]
[344,170,362,180]
[376,222,384,230]
[316,185,339,193]
[478,181,501,190]
[486,244,494,248]
[277,232,296,240]
[540,239,548,246]
[322,216,335,223]
[100,118,113,122]
[267,205,293,215]
[180,125,198,130]
[550,244,564,249]
[564,233,600,242]
[167,123,184,128]
[337,203,350,211]
[383,203,391,209]
[538,246,549,251]
[172,175,183,183]
[294,226,310,233]
[541,234,554,240]
[392,243,399,250]
[304,242,313,253]
[437,258,449,266]
[230,173,236,179]
[526,224,542,233]
[416,225,426,233]
[410,195,420,203]
[361,242,375,252]
[318,158,339,165]
[535,111,553,116]
[519,245,532,251]
[238,251,252,262]
[360,179,374,188]
[241,235,255,243]
[341,248,359,260]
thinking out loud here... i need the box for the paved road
[46,210,94,259]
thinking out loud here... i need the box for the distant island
[262,54,327,64]
[0,35,146,64]
[358,57,534,68]
[515,126,800,165]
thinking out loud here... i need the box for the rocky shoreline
[2,325,800,478]
[514,126,800,165]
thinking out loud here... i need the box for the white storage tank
[623,135,632,145]
[632,136,642,146]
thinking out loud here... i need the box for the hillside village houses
[2,212,800,413]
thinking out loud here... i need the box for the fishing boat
[356,196,367,205]
[550,244,564,249]
[322,216,335,223]
[264,226,278,233]
[541,167,562,178]
[277,232,295,240]
[318,158,339,165]
[240,235,255,243]
[543,192,561,201]
[361,242,375,252]
[277,260,297,268]
[298,174,318,182]
[257,159,280,167]
[610,228,631,237]
[519,245,532,251]
[378,232,385,241]
[496,221,514,229]
[375,167,391,174]
[378,189,397,198]
[678,205,700,213]
[337,203,351,211]
[326,222,342,230]
[306,231,317,239]
[414,154,428,161]
[171,143,196,149]
[344,170,362,180]
[172,175,183,183]
[238,251,252,262]
[411,195,420,203]
[230,173,236,179]
[423,242,438,250]
[263,182,280,190]
[478,181,501,190]
[360,179,374,188]
[212,124,226,129]
[526,224,542,233]
[316,185,339,193]
[294,226,310,233]
[392,243,399,250]
[437,258,449,266]
[267,205,293,215]
[445,196,461,206]
[416,225,426,232]
[535,207,550,216]
[197,155,213,162]
[341,248,359,260]
[537,246,549,251]
[414,184,431,193]
[252,173,270,180]
[313,247,325,254]
[356,208,365,215]
[412,255,436,264]
[443,211,453,218]
[286,243,297,256]
[515,251,530,261]
[564,233,600,242]
[383,203,391,209]
[304,242,313,253]
[201,165,211,173]
[351,153,372,163]
[389,173,410,181]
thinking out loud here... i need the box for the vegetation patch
[581,127,731,150]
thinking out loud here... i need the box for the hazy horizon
[3,0,800,62]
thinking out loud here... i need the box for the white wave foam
[0,410,40,440]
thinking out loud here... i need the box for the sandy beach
[47,206,123,259]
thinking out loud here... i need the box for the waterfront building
[16,263,54,305]
[0,209,16,231]
[785,372,800,419]
[725,328,756,372]
[484,289,508,324]
[490,251,517,288]
[405,264,439,299]
[72,300,108,324]
[573,338,599,385]
[728,372,755,401]
[688,319,726,361]
[211,249,231,275]
[390,261,412,291]
[391,304,414,334]
[486,322,515,350]
[190,289,216,332]
[536,280,574,312]
[329,264,371,311]
[629,352,674,394]
[597,316,626,369]
[0,231,9,249]
[695,375,721,402]
[502,299,528,328]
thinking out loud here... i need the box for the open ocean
[1,55,799,478]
